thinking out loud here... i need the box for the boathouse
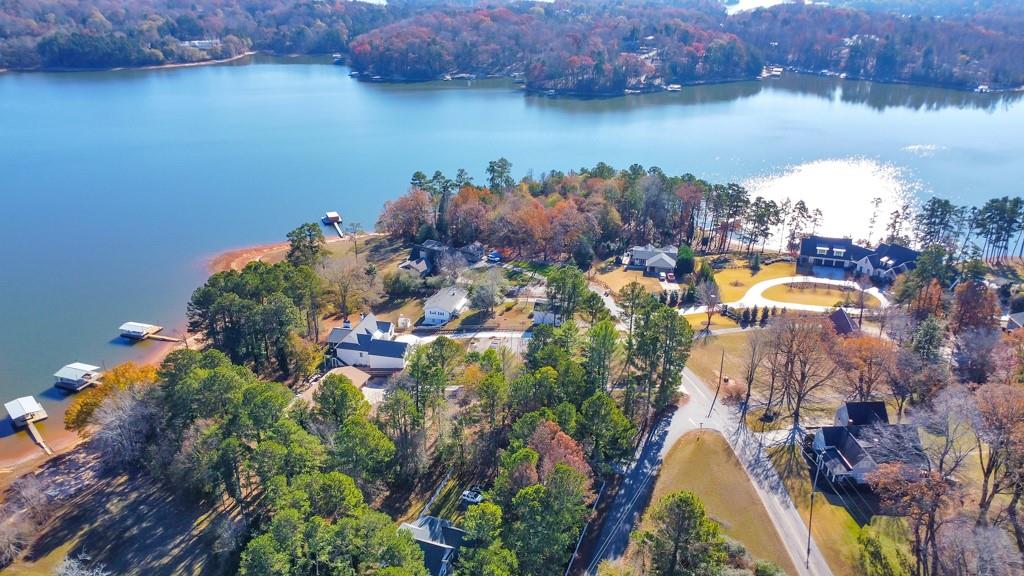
[54,362,103,391]
[119,322,161,340]
[4,396,47,428]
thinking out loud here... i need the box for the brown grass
[761,283,880,309]
[595,267,662,294]
[643,430,798,574]
[714,262,796,302]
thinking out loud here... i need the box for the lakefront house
[326,314,409,371]
[623,244,678,277]
[798,236,919,281]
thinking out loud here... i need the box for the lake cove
[0,55,1022,463]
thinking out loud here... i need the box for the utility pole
[707,349,724,419]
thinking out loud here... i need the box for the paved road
[581,367,832,576]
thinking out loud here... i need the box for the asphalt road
[580,367,833,576]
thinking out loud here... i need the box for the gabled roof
[629,244,677,260]
[400,516,466,576]
[54,362,102,381]
[818,426,870,474]
[868,243,920,270]
[645,252,676,270]
[799,236,855,259]
[1008,311,1024,330]
[828,308,859,336]
[400,258,430,275]
[5,396,43,420]
[367,339,409,358]
[842,401,889,426]
[420,239,446,251]
[425,286,469,313]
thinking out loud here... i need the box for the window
[833,248,846,257]
[816,247,829,256]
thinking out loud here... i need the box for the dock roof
[5,396,43,420]
[54,362,102,381]
[120,321,157,333]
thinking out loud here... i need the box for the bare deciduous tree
[91,388,156,468]
[767,317,839,442]
[738,329,768,422]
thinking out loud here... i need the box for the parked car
[487,251,502,263]
[658,271,667,281]
[461,485,484,504]
[666,272,676,282]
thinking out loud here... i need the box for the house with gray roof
[327,313,408,371]
[798,236,919,281]
[423,286,469,326]
[400,516,466,576]
[624,244,678,276]
[812,401,926,485]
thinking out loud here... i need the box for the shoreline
[8,50,256,75]
[0,232,356,484]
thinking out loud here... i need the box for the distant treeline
[2,0,1023,93]
[0,0,398,69]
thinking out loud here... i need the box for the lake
[1,55,1022,458]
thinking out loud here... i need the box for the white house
[423,287,469,326]
[624,244,678,276]
[327,314,409,371]
[54,362,103,392]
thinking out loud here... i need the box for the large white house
[327,314,408,371]
[423,286,469,326]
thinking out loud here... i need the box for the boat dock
[119,322,180,342]
[5,396,52,455]
[323,211,344,238]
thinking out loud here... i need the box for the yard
[642,430,798,574]
[594,264,662,293]
[714,261,796,303]
[770,444,909,576]
[761,283,881,309]
[683,312,739,332]
[685,332,750,385]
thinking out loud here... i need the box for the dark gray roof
[842,401,889,426]
[401,516,466,576]
[630,244,678,261]
[868,243,920,270]
[828,308,859,335]
[818,426,869,473]
[367,339,409,358]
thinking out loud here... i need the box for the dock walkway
[26,422,53,455]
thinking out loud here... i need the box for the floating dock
[54,362,103,392]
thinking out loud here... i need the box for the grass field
[644,430,798,574]
[715,262,796,302]
[686,332,750,385]
[683,312,739,331]
[761,283,881,309]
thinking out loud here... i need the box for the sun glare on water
[744,158,921,241]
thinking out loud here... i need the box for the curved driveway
[679,275,889,316]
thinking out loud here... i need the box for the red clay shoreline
[0,234,353,484]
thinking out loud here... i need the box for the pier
[119,322,179,342]
[26,422,52,455]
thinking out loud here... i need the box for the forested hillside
[728,3,1024,90]
[2,0,1023,93]
[0,0,396,69]
[349,2,762,94]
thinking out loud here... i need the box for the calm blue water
[1,55,1022,451]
